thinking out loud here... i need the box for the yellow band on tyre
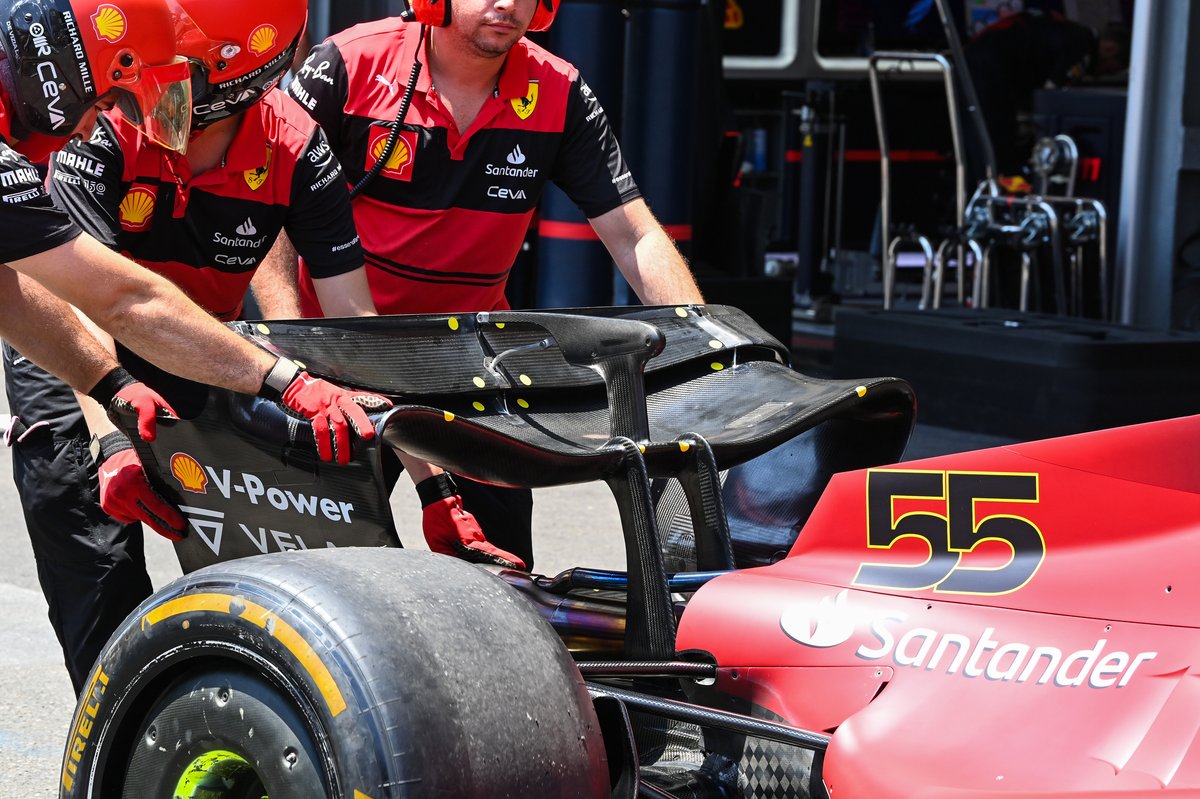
[143,593,347,717]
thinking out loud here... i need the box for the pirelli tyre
[59,548,610,798]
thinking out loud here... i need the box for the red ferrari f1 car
[58,305,1200,798]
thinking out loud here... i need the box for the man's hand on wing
[95,432,187,541]
[88,367,178,441]
[270,364,392,464]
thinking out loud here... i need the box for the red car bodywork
[678,415,1200,797]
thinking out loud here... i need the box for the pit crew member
[0,0,388,694]
[287,0,704,568]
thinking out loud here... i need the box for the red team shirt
[48,90,362,320]
[0,91,83,262]
[288,18,640,316]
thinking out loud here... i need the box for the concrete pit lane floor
[0,377,1014,799]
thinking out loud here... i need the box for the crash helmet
[0,0,191,149]
[401,0,557,32]
[169,0,306,129]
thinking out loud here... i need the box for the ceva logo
[780,589,856,648]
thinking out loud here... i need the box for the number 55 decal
[853,470,1046,595]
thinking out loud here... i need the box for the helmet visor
[115,58,193,153]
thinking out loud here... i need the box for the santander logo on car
[780,589,856,648]
[779,590,1157,690]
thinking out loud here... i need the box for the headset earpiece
[529,0,557,31]
[400,0,554,30]
[401,0,452,27]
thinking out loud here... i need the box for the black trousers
[3,343,151,695]
[5,343,535,694]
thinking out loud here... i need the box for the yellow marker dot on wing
[679,442,690,452]
[855,385,868,397]
[517,398,530,409]
[294,361,306,369]
[472,401,485,412]
[708,340,722,349]
[675,307,687,317]
[448,317,460,331]
[711,362,725,371]
[638,444,646,453]
[520,374,532,386]
[496,322,506,329]
[256,323,270,335]
[473,376,486,388]
[444,411,455,422]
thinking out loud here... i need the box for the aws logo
[170,453,208,494]
[91,4,126,43]
[118,186,156,232]
[366,128,418,182]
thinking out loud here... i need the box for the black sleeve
[549,74,641,219]
[285,126,362,278]
[46,115,124,249]
[287,40,350,153]
[0,138,82,262]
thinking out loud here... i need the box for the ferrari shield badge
[511,81,538,120]
[244,145,272,191]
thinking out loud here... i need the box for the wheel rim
[119,667,327,799]
[172,749,266,799]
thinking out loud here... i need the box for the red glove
[280,371,392,465]
[417,474,526,569]
[96,433,186,541]
[87,367,177,442]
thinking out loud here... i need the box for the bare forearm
[0,265,116,393]
[70,307,121,438]
[592,200,704,305]
[313,267,378,317]
[625,228,704,305]
[11,235,274,395]
[252,233,303,319]
[395,449,441,484]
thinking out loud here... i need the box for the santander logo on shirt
[486,144,538,179]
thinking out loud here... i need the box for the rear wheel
[60,548,609,798]
[122,667,326,799]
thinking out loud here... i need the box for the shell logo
[248,24,278,57]
[118,186,156,231]
[91,4,127,43]
[373,134,410,171]
[367,129,418,181]
[724,0,744,30]
[170,453,208,494]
